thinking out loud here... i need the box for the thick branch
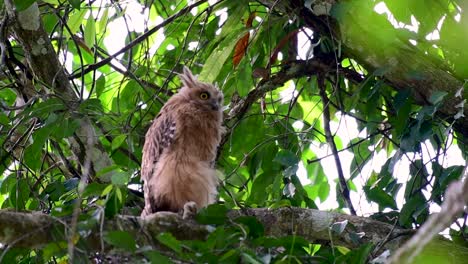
[2,208,467,262]
[258,0,468,138]
[0,208,408,251]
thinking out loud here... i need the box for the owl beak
[209,100,220,111]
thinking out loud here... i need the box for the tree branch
[317,74,357,215]
[227,59,333,122]
[69,0,209,79]
[1,207,467,262]
[0,208,407,251]
[258,0,468,138]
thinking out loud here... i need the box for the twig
[50,140,80,178]
[69,0,209,79]
[227,59,332,122]
[317,74,357,215]
[68,125,94,262]
[307,128,390,164]
[0,95,37,110]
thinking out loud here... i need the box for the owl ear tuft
[179,66,198,88]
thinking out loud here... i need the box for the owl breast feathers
[140,67,224,217]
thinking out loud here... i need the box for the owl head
[178,67,223,112]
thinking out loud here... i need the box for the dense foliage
[0,0,467,263]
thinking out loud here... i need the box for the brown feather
[141,67,224,217]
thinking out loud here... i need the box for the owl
[140,67,224,218]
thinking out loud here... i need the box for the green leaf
[105,188,124,218]
[384,0,412,24]
[236,59,253,97]
[64,178,79,191]
[67,9,87,35]
[0,88,17,105]
[439,165,464,187]
[97,8,109,33]
[363,186,398,210]
[393,89,411,112]
[79,98,104,115]
[23,126,52,170]
[43,181,66,202]
[199,28,248,82]
[82,183,106,198]
[241,253,263,264]
[349,139,371,179]
[317,181,330,202]
[144,251,172,264]
[84,14,96,47]
[51,117,80,139]
[219,249,240,262]
[51,204,74,217]
[8,179,30,210]
[196,204,228,225]
[400,193,426,227]
[429,91,448,105]
[42,0,60,4]
[111,171,130,186]
[29,98,66,118]
[405,160,428,198]
[228,114,266,161]
[111,135,126,151]
[0,175,16,194]
[117,80,141,111]
[336,243,373,264]
[248,172,273,205]
[43,242,67,261]
[104,231,136,252]
[217,4,246,40]
[0,112,9,125]
[273,150,300,167]
[68,0,81,9]
[95,75,106,97]
[235,216,265,239]
[156,233,182,253]
[13,0,36,11]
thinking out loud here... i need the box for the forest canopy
[0,0,467,263]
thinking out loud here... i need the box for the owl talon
[182,201,198,219]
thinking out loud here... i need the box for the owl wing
[141,110,176,183]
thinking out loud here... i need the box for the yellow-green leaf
[97,8,109,34]
[42,0,60,4]
[111,135,126,151]
[199,28,247,82]
[84,14,96,47]
[67,9,87,36]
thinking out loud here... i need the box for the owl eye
[199,92,210,100]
